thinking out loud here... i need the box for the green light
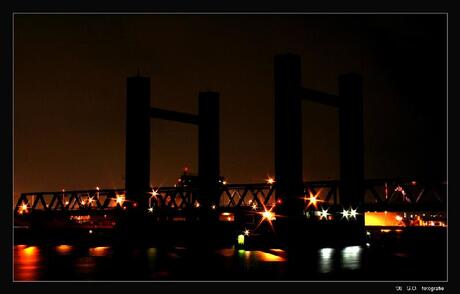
[237,234,245,246]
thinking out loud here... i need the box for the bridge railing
[14,189,127,215]
[363,178,446,206]
[15,178,446,215]
[218,183,277,209]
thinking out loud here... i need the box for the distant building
[175,167,226,188]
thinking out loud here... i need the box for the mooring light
[237,234,245,246]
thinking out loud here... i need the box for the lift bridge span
[15,178,446,219]
[14,54,447,241]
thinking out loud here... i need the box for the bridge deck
[15,178,446,215]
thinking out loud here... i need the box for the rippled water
[14,244,290,281]
[14,228,447,281]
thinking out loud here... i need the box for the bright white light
[341,246,362,270]
[305,192,323,209]
[18,203,28,214]
[222,180,228,185]
[340,208,350,219]
[252,203,258,210]
[244,229,250,236]
[211,204,216,210]
[318,248,334,274]
[349,208,358,219]
[262,211,275,220]
[256,205,277,232]
[395,215,403,221]
[342,245,362,254]
[149,188,159,198]
[266,177,275,185]
[148,207,154,213]
[116,194,125,205]
[320,208,330,220]
[195,202,200,208]
[319,248,334,259]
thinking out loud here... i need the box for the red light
[277,199,282,204]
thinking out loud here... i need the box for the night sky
[13,14,446,203]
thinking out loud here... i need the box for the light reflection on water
[216,248,287,279]
[243,250,286,262]
[318,247,335,274]
[217,248,286,262]
[341,246,362,270]
[318,246,363,273]
[13,227,445,280]
[89,246,112,257]
[74,256,97,275]
[14,245,43,281]
[55,245,73,255]
[12,244,374,281]
[73,247,112,277]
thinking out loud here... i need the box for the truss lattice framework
[15,178,446,213]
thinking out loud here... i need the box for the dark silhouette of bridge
[14,54,446,247]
